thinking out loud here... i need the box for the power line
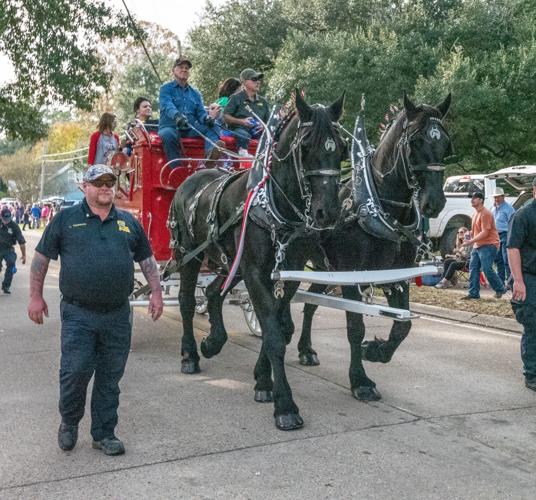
[121,0,163,85]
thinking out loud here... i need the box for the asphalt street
[1,230,535,499]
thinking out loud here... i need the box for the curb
[410,301,522,334]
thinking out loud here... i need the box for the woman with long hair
[87,112,120,166]
[436,227,472,288]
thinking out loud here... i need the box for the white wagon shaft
[272,265,439,322]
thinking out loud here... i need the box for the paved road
[1,231,535,499]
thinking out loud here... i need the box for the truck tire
[439,226,458,258]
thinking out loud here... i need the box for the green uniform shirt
[507,198,536,275]
[36,199,153,308]
[224,89,269,129]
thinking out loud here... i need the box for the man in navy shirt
[508,177,536,391]
[0,206,26,294]
[28,165,164,455]
[158,56,223,168]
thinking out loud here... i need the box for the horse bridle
[271,116,344,230]
[396,116,453,190]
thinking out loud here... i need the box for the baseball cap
[173,56,192,69]
[83,164,117,182]
[491,187,505,196]
[532,177,536,187]
[469,192,485,200]
[240,68,264,81]
[1,207,12,219]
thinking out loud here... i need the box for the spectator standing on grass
[491,187,515,287]
[461,192,506,300]
[507,177,536,392]
[435,227,471,289]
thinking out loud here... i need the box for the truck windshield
[443,177,484,194]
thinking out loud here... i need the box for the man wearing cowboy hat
[0,205,26,294]
[508,177,536,390]
[491,186,515,287]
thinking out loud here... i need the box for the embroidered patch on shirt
[71,223,87,228]
[117,220,131,233]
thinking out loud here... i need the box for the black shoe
[58,422,78,451]
[460,294,478,300]
[2,286,10,294]
[525,379,536,392]
[495,290,507,299]
[92,436,125,456]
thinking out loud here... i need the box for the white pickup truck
[429,165,536,256]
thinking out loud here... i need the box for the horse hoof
[200,337,225,359]
[181,359,200,374]
[275,413,304,431]
[352,386,382,401]
[299,352,320,366]
[254,390,273,403]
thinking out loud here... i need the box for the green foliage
[0,0,130,141]
[188,0,536,171]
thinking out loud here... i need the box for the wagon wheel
[195,286,208,315]
[241,297,262,337]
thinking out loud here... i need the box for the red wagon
[111,125,257,261]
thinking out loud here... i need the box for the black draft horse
[297,93,452,401]
[170,91,346,430]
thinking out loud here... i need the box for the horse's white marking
[325,138,336,152]
[429,125,441,140]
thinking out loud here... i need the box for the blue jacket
[158,80,208,130]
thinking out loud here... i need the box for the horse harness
[340,113,451,261]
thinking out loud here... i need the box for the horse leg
[297,282,327,366]
[253,344,273,403]
[342,285,381,401]
[281,302,294,345]
[246,274,303,430]
[178,258,203,374]
[362,282,411,363]
[200,275,241,358]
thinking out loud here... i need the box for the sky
[0,0,227,85]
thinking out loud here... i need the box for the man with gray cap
[0,205,26,294]
[224,68,269,156]
[508,177,536,391]
[28,165,164,455]
[158,56,223,167]
[491,186,515,286]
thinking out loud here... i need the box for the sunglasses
[249,77,261,82]
[90,178,115,188]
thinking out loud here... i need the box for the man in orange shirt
[461,192,507,299]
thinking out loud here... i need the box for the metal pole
[39,143,47,200]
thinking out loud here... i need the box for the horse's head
[281,91,346,229]
[399,92,452,218]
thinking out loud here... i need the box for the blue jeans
[0,248,17,289]
[231,126,262,150]
[468,244,506,298]
[494,231,510,284]
[511,273,536,380]
[59,300,131,441]
[159,124,220,168]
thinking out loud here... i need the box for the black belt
[62,296,126,313]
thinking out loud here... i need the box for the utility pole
[39,143,47,201]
